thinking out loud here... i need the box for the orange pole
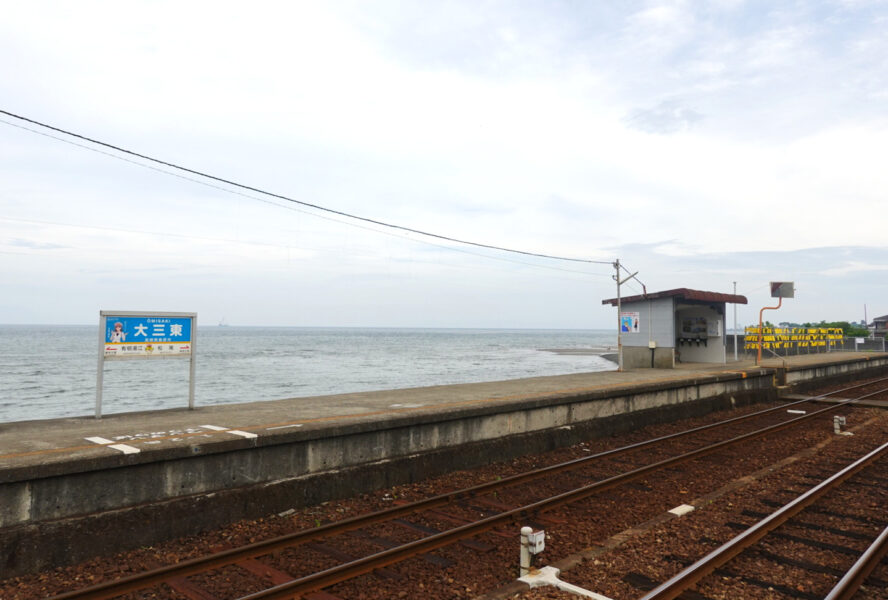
[757,296,783,364]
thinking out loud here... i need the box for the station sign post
[96,310,197,419]
[756,282,794,365]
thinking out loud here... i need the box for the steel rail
[234,390,885,599]
[638,441,888,600]
[48,379,885,600]
[823,523,888,600]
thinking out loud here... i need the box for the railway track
[639,440,888,600]
[43,377,888,599]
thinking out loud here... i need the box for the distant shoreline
[0,323,616,334]
[542,347,619,363]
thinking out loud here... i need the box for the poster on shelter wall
[620,312,640,333]
[681,317,707,337]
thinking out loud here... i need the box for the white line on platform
[85,436,114,444]
[266,424,304,430]
[201,424,258,439]
[84,436,141,454]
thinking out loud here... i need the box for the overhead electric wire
[0,115,611,277]
[0,215,611,279]
[0,109,612,267]
[0,118,612,279]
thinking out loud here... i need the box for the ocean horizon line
[1,323,615,332]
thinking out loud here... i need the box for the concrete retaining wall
[775,355,888,389]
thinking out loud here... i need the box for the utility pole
[733,281,738,361]
[613,258,639,372]
[865,304,870,338]
[615,259,622,371]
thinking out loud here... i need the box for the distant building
[871,315,888,337]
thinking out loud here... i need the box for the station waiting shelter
[602,288,748,368]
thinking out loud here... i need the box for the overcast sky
[2,1,887,330]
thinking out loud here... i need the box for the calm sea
[0,326,616,423]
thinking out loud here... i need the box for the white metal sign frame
[96,310,197,419]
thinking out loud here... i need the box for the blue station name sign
[103,314,194,358]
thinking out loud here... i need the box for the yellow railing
[743,327,844,350]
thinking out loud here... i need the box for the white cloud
[1,1,887,327]
[819,261,888,276]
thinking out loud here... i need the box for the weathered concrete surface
[767,354,888,389]
[622,346,675,368]
[1,353,886,576]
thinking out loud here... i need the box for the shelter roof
[602,288,748,306]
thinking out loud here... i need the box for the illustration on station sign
[620,312,640,333]
[103,315,193,357]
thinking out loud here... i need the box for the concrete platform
[4,351,872,473]
[0,359,772,477]
[2,351,887,576]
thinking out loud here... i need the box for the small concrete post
[834,415,846,434]
[520,526,533,576]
